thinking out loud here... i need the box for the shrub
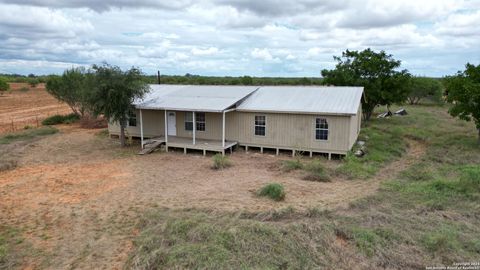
[257,183,286,201]
[0,78,9,95]
[42,113,79,125]
[281,159,303,172]
[303,160,330,182]
[19,86,30,92]
[212,154,231,170]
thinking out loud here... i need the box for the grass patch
[95,129,109,138]
[303,159,330,182]
[212,154,231,170]
[257,183,286,201]
[0,226,23,269]
[281,159,303,172]
[127,210,325,269]
[0,126,58,144]
[42,113,79,125]
[422,227,460,254]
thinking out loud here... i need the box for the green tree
[321,49,411,121]
[240,76,253,85]
[408,77,443,104]
[45,67,89,116]
[444,63,480,143]
[0,77,9,95]
[29,78,39,88]
[88,63,149,147]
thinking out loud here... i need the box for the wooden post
[140,109,144,149]
[276,148,279,156]
[222,111,225,148]
[328,153,332,160]
[192,112,196,145]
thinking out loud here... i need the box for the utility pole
[157,70,161,84]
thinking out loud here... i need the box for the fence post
[11,119,14,132]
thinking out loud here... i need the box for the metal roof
[135,85,259,112]
[236,86,364,115]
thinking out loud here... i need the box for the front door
[167,111,176,136]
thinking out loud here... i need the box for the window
[185,112,205,131]
[196,112,205,131]
[315,118,328,140]
[185,112,193,131]
[254,115,266,136]
[128,110,137,126]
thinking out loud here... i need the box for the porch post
[164,110,168,143]
[140,109,144,149]
[192,111,196,145]
[222,111,225,148]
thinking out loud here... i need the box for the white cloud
[0,0,478,77]
[191,47,219,56]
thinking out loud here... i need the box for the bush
[42,113,79,125]
[0,78,9,95]
[212,154,231,170]
[303,160,330,182]
[281,159,303,172]
[257,183,286,201]
[19,87,30,92]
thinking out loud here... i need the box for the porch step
[138,141,163,155]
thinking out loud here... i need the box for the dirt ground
[0,83,71,133]
[0,126,426,269]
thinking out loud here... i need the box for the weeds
[0,126,58,144]
[281,159,303,172]
[212,154,231,170]
[42,113,79,125]
[257,183,286,201]
[303,159,330,182]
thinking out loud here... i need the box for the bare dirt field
[0,125,426,269]
[0,83,71,133]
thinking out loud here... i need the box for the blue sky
[0,0,479,77]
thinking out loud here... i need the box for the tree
[29,78,39,88]
[407,77,443,104]
[45,67,90,116]
[321,49,411,121]
[444,63,480,143]
[88,63,149,147]
[0,77,9,95]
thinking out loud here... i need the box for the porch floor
[143,136,237,155]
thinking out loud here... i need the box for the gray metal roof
[135,85,259,112]
[236,86,364,115]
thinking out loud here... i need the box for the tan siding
[176,112,223,140]
[108,109,165,137]
[348,103,362,149]
[226,112,352,153]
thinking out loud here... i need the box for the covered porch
[138,108,236,156]
[142,136,237,155]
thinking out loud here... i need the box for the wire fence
[0,110,67,133]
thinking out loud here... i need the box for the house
[108,84,364,158]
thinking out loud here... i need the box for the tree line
[4,48,477,144]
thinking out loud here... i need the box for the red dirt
[0,83,71,133]
[0,125,427,268]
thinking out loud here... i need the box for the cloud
[191,47,219,56]
[0,0,478,77]
[0,0,194,12]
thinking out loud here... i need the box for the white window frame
[254,115,266,136]
[195,112,206,132]
[185,112,205,132]
[128,110,137,127]
[315,117,329,141]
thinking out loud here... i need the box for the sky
[0,0,479,77]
